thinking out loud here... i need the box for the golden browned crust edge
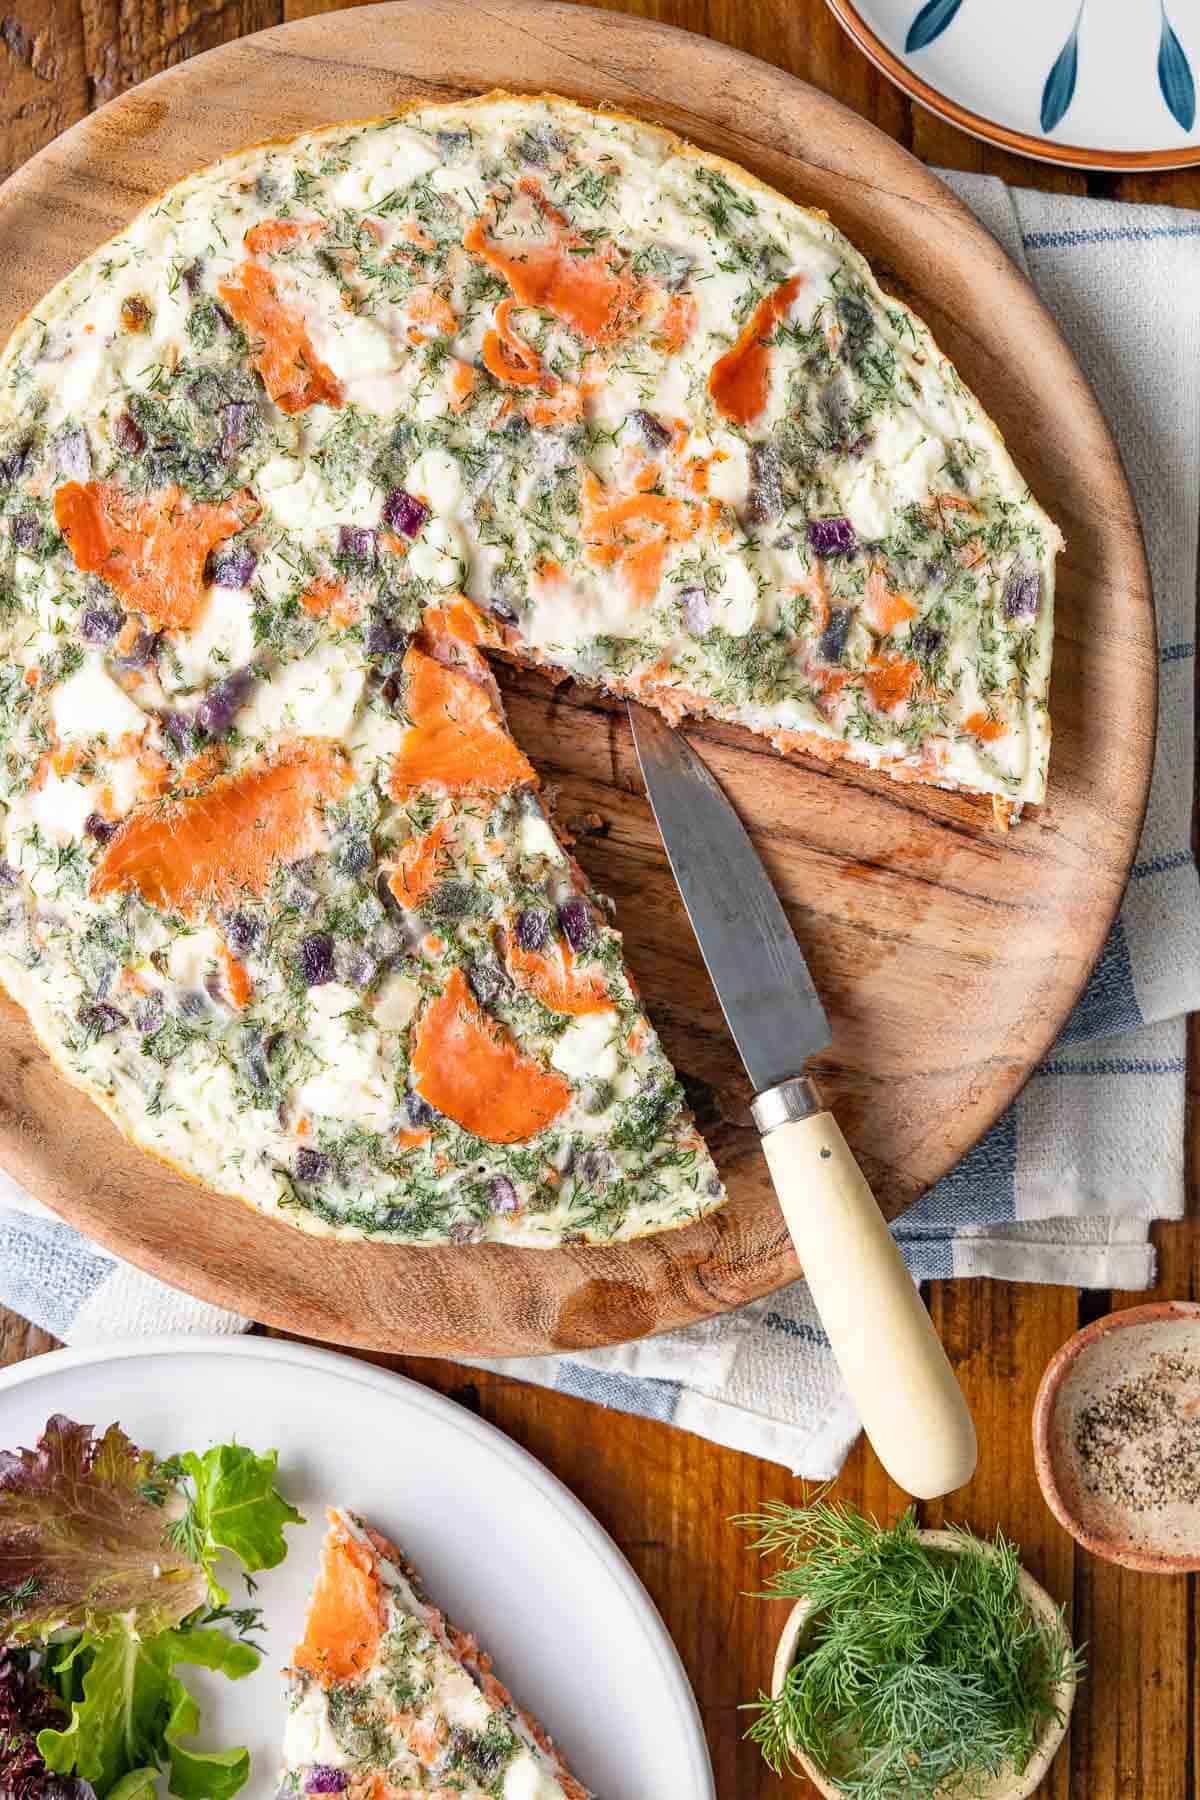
[492,638,1038,825]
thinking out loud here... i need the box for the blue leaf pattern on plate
[905,0,965,54]
[1041,6,1083,133]
[1158,6,1196,131]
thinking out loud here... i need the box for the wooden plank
[0,0,89,180]
[702,0,910,147]
[922,1278,1081,1800]
[909,106,1089,195]
[1108,167,1200,211]
[75,0,284,106]
[0,0,284,180]
[1067,1015,1200,1800]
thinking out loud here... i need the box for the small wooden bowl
[1033,1301,1200,1572]
[769,1529,1076,1799]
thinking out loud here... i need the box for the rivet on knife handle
[754,1074,977,1499]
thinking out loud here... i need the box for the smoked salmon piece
[410,966,571,1142]
[217,263,343,414]
[580,468,715,607]
[708,273,804,426]
[390,647,535,797]
[653,291,698,353]
[417,595,503,700]
[420,593,502,651]
[91,739,351,914]
[525,383,584,427]
[242,217,325,256]
[481,297,545,387]
[446,357,480,411]
[292,1511,383,1687]
[220,943,254,1009]
[964,710,1008,742]
[464,182,643,345]
[417,597,505,708]
[507,932,614,1016]
[54,481,260,631]
[864,567,918,636]
[863,657,920,713]
[299,575,359,627]
[387,819,450,908]
[403,285,458,344]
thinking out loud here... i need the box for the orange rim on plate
[826,0,1200,172]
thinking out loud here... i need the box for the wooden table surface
[1,3,1197,1795]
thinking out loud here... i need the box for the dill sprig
[736,1501,1082,1796]
[194,1598,267,1653]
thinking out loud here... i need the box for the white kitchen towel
[1,177,1196,1479]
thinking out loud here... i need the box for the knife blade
[627,701,830,1094]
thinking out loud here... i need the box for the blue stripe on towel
[762,1312,829,1348]
[1023,224,1200,250]
[900,1110,1017,1230]
[554,1363,681,1421]
[1132,848,1194,880]
[0,1213,111,1338]
[1160,640,1194,663]
[1057,917,1142,1043]
[1038,1055,1186,1076]
[900,1237,956,1283]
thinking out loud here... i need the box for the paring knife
[628,702,976,1499]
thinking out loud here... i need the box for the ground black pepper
[1073,1353,1200,1512]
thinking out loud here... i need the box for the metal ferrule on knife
[751,1076,823,1136]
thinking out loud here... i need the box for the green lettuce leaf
[38,1624,257,1800]
[171,1447,303,1604]
[106,1771,160,1800]
[0,1417,205,1640]
[0,1418,303,1800]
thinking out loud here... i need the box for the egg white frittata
[0,94,1059,1244]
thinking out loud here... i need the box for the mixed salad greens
[0,1415,302,1800]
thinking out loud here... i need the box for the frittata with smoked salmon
[282,1508,589,1798]
[0,93,1059,1243]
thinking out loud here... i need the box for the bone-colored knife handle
[757,1098,976,1498]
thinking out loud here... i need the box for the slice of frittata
[280,1508,590,1799]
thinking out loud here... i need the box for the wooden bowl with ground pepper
[1034,1301,1200,1572]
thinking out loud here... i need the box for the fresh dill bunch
[736,1501,1083,1797]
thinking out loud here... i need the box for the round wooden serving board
[0,0,1154,1355]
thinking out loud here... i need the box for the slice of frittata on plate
[280,1507,589,1798]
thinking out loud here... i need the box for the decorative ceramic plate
[828,0,1200,170]
[0,1335,716,1799]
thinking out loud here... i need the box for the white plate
[0,1336,713,1800]
[828,0,1200,170]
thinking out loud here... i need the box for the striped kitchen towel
[0,177,1196,1479]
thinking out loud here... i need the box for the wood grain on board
[0,2,1196,1794]
[0,0,1155,1359]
